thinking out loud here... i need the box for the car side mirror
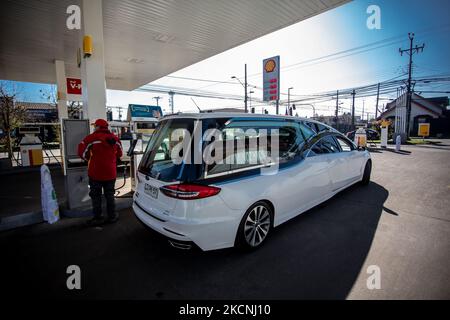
[357,146,366,151]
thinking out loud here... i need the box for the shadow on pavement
[0,182,388,300]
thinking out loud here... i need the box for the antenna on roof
[191,98,202,113]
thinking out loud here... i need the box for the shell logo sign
[263,56,280,102]
[264,59,277,73]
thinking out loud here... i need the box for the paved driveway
[1,140,449,299]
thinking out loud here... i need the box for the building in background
[18,102,58,123]
[378,93,449,138]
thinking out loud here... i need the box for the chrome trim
[168,240,192,250]
[204,162,277,179]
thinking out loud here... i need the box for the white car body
[133,113,371,251]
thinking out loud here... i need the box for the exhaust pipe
[168,240,192,250]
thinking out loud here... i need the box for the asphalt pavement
[1,140,449,299]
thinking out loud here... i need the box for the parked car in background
[133,113,372,251]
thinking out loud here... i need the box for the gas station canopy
[0,0,348,91]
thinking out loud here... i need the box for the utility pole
[244,64,248,113]
[351,90,356,128]
[153,96,162,107]
[288,87,293,110]
[375,83,380,119]
[335,90,339,130]
[231,64,248,113]
[288,87,294,116]
[399,33,425,139]
[169,91,175,114]
[362,99,365,121]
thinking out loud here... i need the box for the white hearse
[133,113,371,251]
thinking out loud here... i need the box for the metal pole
[375,83,380,119]
[169,91,174,114]
[335,90,339,130]
[351,90,356,128]
[399,33,425,139]
[153,96,162,107]
[362,99,365,121]
[244,64,248,113]
[288,87,293,116]
[406,34,414,139]
[288,90,290,110]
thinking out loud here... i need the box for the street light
[249,90,254,111]
[231,63,248,113]
[153,96,162,107]
[288,87,294,109]
[294,103,316,118]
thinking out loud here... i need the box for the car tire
[236,201,273,250]
[361,161,372,186]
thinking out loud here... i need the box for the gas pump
[62,119,91,210]
[18,127,44,167]
[126,104,162,191]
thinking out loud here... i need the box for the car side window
[335,136,354,152]
[321,136,340,153]
[304,121,317,134]
[205,120,306,176]
[308,135,340,157]
[316,124,329,133]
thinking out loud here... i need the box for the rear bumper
[132,201,239,251]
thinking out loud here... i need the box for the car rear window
[139,119,195,182]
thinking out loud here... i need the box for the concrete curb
[0,211,44,232]
[0,163,62,176]
[0,198,133,232]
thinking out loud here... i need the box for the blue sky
[2,0,450,119]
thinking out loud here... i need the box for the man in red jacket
[78,119,123,226]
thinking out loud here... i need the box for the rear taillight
[160,184,221,200]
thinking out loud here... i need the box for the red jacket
[77,129,123,181]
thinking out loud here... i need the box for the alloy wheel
[244,205,271,247]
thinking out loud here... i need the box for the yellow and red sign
[418,123,430,137]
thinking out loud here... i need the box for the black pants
[89,179,116,219]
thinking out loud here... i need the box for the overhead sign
[66,78,82,95]
[263,56,280,102]
[65,78,83,101]
[418,123,430,137]
[127,104,163,121]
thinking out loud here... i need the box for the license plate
[144,184,158,199]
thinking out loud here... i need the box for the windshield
[138,119,195,182]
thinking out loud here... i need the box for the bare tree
[0,84,27,161]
